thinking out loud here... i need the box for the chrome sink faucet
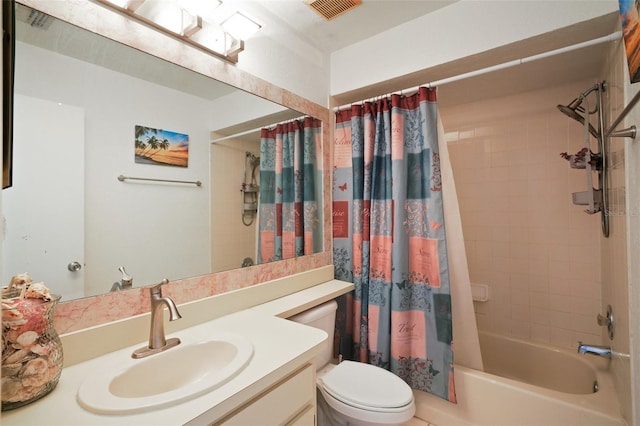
[132,279,182,359]
[110,266,133,292]
[577,341,611,359]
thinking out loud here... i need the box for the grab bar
[117,175,202,187]
[606,89,640,138]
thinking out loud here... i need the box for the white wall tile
[443,79,602,348]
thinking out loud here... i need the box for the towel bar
[117,175,202,187]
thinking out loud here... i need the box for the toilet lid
[320,361,413,410]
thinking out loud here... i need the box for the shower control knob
[597,304,614,340]
[596,313,607,326]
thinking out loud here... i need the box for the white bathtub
[414,331,626,426]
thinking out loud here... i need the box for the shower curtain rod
[333,30,622,111]
[210,115,308,144]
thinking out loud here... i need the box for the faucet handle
[150,278,170,295]
[150,279,181,322]
[119,266,132,279]
[118,266,133,287]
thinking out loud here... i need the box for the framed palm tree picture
[134,125,189,167]
[620,0,640,83]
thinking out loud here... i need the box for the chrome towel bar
[117,174,202,187]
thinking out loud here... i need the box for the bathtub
[414,331,626,426]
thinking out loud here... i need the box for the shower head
[556,104,600,139]
[557,83,601,139]
[245,151,260,162]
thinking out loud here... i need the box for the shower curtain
[258,117,322,264]
[333,87,456,402]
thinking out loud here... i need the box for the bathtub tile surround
[444,80,604,351]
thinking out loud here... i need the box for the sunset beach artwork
[134,125,189,167]
[620,0,640,83]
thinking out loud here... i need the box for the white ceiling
[234,0,458,54]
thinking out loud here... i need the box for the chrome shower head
[557,104,600,139]
[557,83,601,139]
[245,151,260,166]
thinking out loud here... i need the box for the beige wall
[443,80,604,350]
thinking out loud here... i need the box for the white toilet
[290,300,416,426]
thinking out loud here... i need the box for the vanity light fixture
[137,1,200,36]
[101,0,128,8]
[178,0,222,18]
[180,9,202,37]
[102,0,146,12]
[221,12,261,40]
[95,0,244,63]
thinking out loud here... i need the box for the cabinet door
[287,404,315,426]
[218,364,315,425]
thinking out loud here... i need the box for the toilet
[289,300,416,426]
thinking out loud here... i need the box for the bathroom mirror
[2,2,324,300]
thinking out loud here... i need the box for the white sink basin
[77,332,253,414]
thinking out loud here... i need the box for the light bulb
[221,12,261,40]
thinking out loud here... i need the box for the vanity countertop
[1,280,353,425]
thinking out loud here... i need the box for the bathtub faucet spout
[577,341,611,358]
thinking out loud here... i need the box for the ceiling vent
[305,0,362,21]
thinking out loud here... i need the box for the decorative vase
[1,294,64,411]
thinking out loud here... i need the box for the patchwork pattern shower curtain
[333,87,456,402]
[258,117,322,263]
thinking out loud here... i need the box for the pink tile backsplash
[442,80,603,350]
[54,252,333,335]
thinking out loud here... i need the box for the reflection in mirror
[211,117,324,272]
[2,3,323,302]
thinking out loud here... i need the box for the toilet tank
[289,300,337,368]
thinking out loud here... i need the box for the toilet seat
[318,385,415,426]
[320,361,414,411]
[317,361,416,425]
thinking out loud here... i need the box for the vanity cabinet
[0,281,352,426]
[215,363,316,425]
